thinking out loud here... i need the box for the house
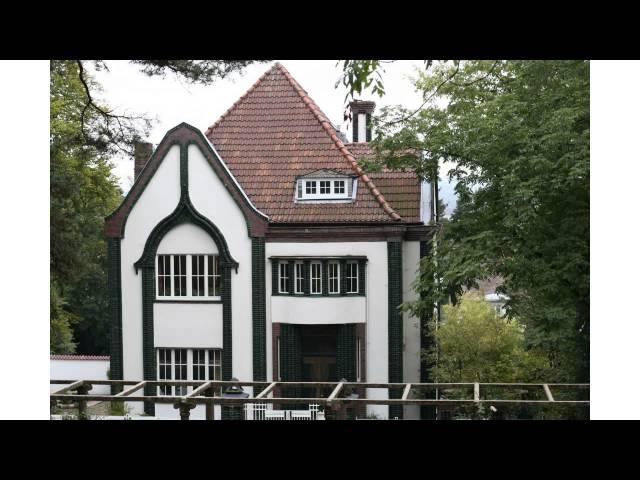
[105,63,436,419]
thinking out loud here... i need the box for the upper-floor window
[334,180,345,194]
[346,261,359,293]
[156,254,221,300]
[310,261,322,294]
[294,262,304,294]
[328,261,340,294]
[272,258,365,297]
[279,262,289,293]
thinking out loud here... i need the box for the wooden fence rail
[50,379,589,420]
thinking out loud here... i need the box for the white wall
[188,144,253,385]
[154,303,223,348]
[271,296,366,324]
[121,145,181,414]
[266,241,389,419]
[157,223,219,254]
[50,359,111,394]
[402,241,421,420]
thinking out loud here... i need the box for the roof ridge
[275,63,402,221]
[204,63,280,136]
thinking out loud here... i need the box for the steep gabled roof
[205,63,403,223]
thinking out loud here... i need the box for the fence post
[175,402,195,421]
[206,385,215,420]
[76,384,92,420]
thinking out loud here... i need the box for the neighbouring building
[105,63,437,419]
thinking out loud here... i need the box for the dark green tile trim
[252,237,266,383]
[108,238,123,395]
[272,259,279,296]
[321,259,329,296]
[387,241,403,419]
[358,260,366,296]
[352,112,359,143]
[303,260,310,296]
[279,324,302,405]
[288,260,295,295]
[336,324,356,382]
[222,266,233,381]
[142,266,155,415]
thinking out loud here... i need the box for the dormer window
[295,170,356,202]
[305,181,317,195]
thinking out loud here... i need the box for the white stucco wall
[272,296,366,324]
[266,241,389,419]
[154,303,223,348]
[157,223,219,255]
[188,144,254,395]
[50,359,111,394]
[402,241,421,420]
[120,145,181,414]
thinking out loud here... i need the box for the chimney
[134,141,153,180]
[349,100,376,143]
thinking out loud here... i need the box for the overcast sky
[92,60,457,215]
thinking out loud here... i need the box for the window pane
[320,180,330,194]
[334,180,345,194]
[305,181,316,194]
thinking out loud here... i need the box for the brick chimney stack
[134,141,153,180]
[349,100,376,143]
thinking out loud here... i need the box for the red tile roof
[205,63,410,223]
[345,143,422,222]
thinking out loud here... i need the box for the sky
[91,60,457,215]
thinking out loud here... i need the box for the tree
[429,294,550,384]
[73,60,265,156]
[344,60,589,382]
[51,60,265,353]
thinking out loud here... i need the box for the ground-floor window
[156,347,222,396]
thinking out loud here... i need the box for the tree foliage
[350,60,589,382]
[429,294,551,383]
[51,60,263,353]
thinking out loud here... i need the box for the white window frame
[328,261,340,294]
[305,180,317,195]
[157,347,223,396]
[297,178,351,200]
[334,180,345,194]
[278,262,289,294]
[310,261,322,294]
[294,262,304,294]
[156,254,221,300]
[346,261,359,294]
[319,180,331,194]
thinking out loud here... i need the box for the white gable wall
[120,145,181,414]
[188,144,254,393]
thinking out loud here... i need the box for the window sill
[154,298,223,304]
